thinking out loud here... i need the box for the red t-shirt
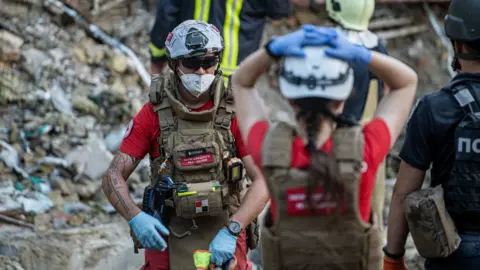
[247,118,391,222]
[119,101,248,160]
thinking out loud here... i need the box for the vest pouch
[404,185,461,258]
[173,181,224,219]
[172,140,221,172]
[260,227,282,270]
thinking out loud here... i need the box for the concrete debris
[0,30,24,63]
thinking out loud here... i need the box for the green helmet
[326,0,375,31]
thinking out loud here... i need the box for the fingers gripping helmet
[165,20,224,60]
[279,46,354,101]
[326,0,375,31]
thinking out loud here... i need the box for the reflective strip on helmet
[222,0,243,72]
[149,42,166,58]
[194,0,211,22]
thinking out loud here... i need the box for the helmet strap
[451,40,462,72]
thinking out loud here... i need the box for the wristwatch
[225,220,242,236]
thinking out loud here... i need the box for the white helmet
[165,20,224,60]
[278,46,354,101]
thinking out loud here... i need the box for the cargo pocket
[405,185,461,258]
[261,227,282,270]
[173,181,224,219]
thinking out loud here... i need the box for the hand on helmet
[129,212,169,251]
[267,24,337,57]
[321,28,372,67]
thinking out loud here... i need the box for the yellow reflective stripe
[360,79,379,125]
[220,66,237,76]
[149,42,166,58]
[222,0,243,70]
[194,0,211,22]
[203,0,211,22]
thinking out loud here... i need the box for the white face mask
[178,69,216,97]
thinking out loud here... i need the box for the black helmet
[445,0,480,42]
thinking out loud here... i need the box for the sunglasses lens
[182,57,218,70]
[182,59,201,69]
[201,58,218,69]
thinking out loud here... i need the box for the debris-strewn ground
[1,0,452,269]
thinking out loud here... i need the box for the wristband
[383,246,405,260]
[264,38,281,60]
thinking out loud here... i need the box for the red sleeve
[246,121,270,166]
[358,118,391,222]
[119,102,157,160]
[363,118,392,169]
[230,116,249,158]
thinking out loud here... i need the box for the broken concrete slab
[0,30,24,63]
[65,135,113,181]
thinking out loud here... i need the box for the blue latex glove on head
[128,212,169,251]
[208,228,237,266]
[268,24,337,57]
[321,28,372,67]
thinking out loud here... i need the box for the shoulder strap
[262,121,294,169]
[149,72,176,157]
[214,75,234,130]
[332,126,364,217]
[451,84,480,114]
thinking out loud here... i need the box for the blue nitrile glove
[268,24,337,57]
[209,228,238,266]
[322,28,372,67]
[128,211,169,251]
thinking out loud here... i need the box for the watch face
[229,221,241,234]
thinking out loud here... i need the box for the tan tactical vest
[148,71,248,268]
[260,121,383,270]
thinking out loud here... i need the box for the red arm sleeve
[230,116,250,158]
[119,102,157,160]
[246,121,270,166]
[358,118,392,222]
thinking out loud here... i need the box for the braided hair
[293,98,356,211]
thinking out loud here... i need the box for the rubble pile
[0,0,153,234]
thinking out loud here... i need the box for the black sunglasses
[181,56,219,70]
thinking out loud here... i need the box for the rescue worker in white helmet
[292,0,390,231]
[385,0,480,269]
[101,20,264,270]
[149,0,292,80]
[207,24,417,269]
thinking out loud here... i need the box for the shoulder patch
[124,120,134,139]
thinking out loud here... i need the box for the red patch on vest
[285,187,347,216]
[181,153,213,166]
[166,32,173,41]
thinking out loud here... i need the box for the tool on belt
[132,174,188,253]
[193,250,237,270]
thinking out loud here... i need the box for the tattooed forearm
[101,152,142,220]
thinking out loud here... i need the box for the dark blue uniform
[400,73,480,270]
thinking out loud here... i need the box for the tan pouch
[173,181,224,219]
[260,227,282,270]
[404,185,461,258]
